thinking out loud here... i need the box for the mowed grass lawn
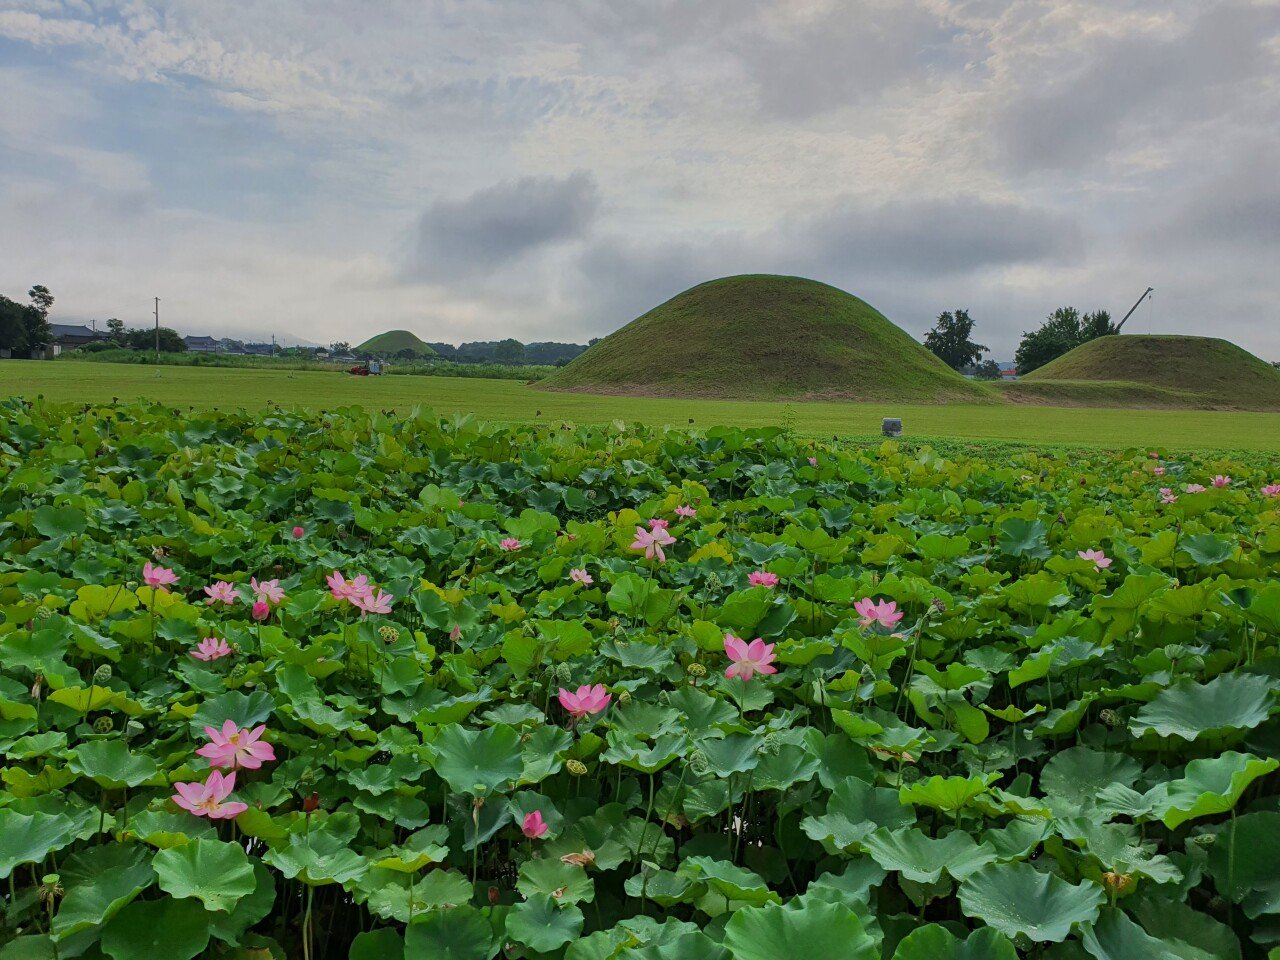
[4,360,1280,451]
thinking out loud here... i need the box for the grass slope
[6,361,1280,451]
[542,275,993,403]
[356,329,438,358]
[1015,335,1280,411]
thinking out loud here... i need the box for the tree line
[0,286,54,354]
[923,306,1115,377]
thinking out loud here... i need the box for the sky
[0,0,1277,358]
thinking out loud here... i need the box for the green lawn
[5,360,1280,451]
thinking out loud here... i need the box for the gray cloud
[404,171,600,280]
[995,2,1279,174]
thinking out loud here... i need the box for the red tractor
[347,360,383,376]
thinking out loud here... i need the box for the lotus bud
[303,792,321,813]
[30,673,44,700]
[617,690,632,705]
[93,664,113,684]
[487,886,500,905]
[93,716,114,734]
[686,662,707,678]
[566,760,588,776]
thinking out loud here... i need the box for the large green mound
[541,275,993,402]
[1017,334,1280,411]
[356,330,437,358]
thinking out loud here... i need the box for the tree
[21,285,53,350]
[973,359,1003,380]
[126,326,187,352]
[0,295,28,354]
[494,338,526,364]
[28,285,54,317]
[923,309,988,372]
[106,317,126,344]
[1014,306,1114,375]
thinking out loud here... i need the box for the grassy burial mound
[541,275,994,402]
[1011,334,1280,411]
[356,329,438,358]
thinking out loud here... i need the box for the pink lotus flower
[1185,483,1206,494]
[808,457,818,467]
[522,811,549,839]
[249,577,285,606]
[569,568,594,586]
[675,505,696,518]
[748,571,779,588]
[251,600,270,622]
[724,634,777,682]
[449,624,462,642]
[557,684,611,719]
[630,525,676,563]
[1160,487,1178,504]
[354,589,394,615]
[327,571,373,605]
[143,562,178,590]
[1264,484,1280,497]
[197,720,276,770]
[649,518,670,531]
[1077,549,1112,570]
[500,538,522,552]
[172,770,247,820]
[1212,475,1231,488]
[190,636,233,661]
[1153,466,1166,477]
[292,526,306,539]
[855,598,904,630]
[1148,451,1159,460]
[203,581,238,606]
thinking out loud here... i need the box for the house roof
[183,335,222,345]
[49,323,100,340]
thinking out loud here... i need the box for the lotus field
[4,401,1280,960]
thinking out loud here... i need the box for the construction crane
[1114,287,1153,333]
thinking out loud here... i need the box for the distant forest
[426,340,593,366]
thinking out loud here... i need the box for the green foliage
[924,308,988,372]
[1015,306,1115,375]
[125,326,187,352]
[0,405,1277,957]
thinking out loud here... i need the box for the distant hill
[356,330,437,358]
[1009,334,1280,411]
[541,274,993,402]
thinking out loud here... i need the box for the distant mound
[357,330,437,358]
[541,275,993,402]
[1014,335,1280,411]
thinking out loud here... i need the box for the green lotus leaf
[153,837,257,912]
[1206,811,1280,915]
[351,929,405,960]
[362,869,474,922]
[722,900,877,960]
[68,583,138,621]
[998,517,1050,560]
[506,893,584,953]
[47,684,143,716]
[1080,908,1177,960]
[263,830,369,887]
[68,739,159,789]
[427,723,523,795]
[627,931,732,960]
[1180,533,1234,566]
[1153,752,1280,829]
[891,924,1018,959]
[1040,747,1144,816]
[0,810,78,879]
[33,505,87,539]
[801,776,915,850]
[518,856,596,905]
[209,861,276,945]
[403,905,498,960]
[862,827,997,883]
[899,773,997,814]
[677,857,779,908]
[958,862,1104,943]
[1129,673,1274,741]
[101,896,212,960]
[1126,893,1241,960]
[624,869,701,907]
[51,860,155,940]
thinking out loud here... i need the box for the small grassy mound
[541,275,994,403]
[356,330,437,358]
[1019,335,1280,411]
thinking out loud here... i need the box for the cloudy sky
[1,1,1277,358]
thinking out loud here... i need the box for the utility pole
[154,297,160,361]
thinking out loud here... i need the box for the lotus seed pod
[566,759,588,776]
[1190,833,1216,847]
[760,732,780,755]
[617,689,632,704]
[686,662,707,678]
[1098,709,1119,727]
[21,592,39,604]
[688,750,710,774]
[34,605,53,620]
[123,721,144,740]
[379,625,400,643]
[93,664,113,684]
[899,764,922,784]
[93,716,114,734]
